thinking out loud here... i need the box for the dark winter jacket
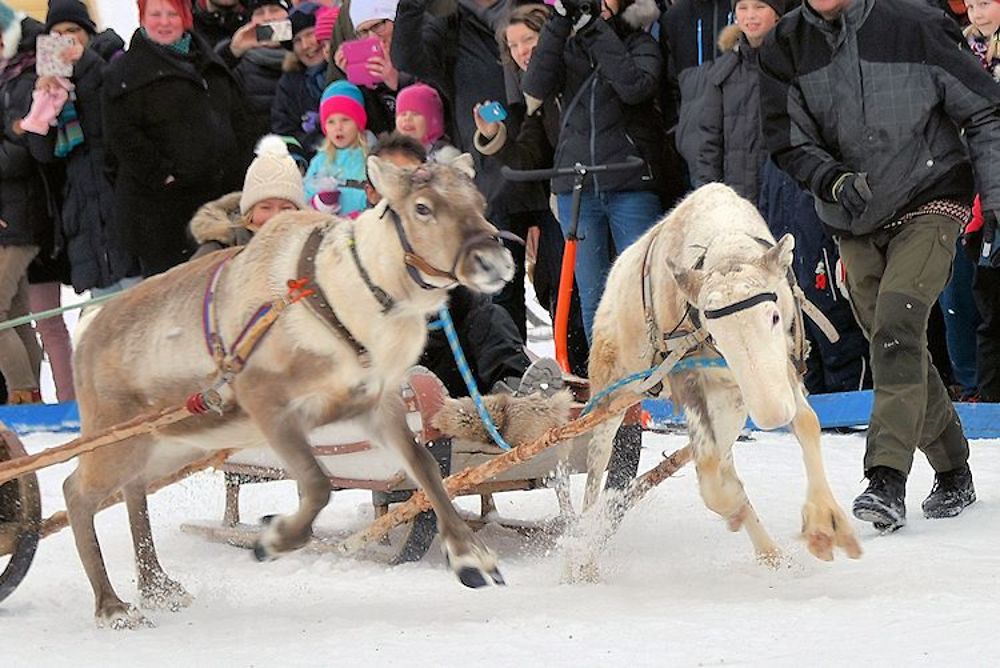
[521,0,667,195]
[217,41,286,142]
[0,17,60,252]
[27,30,138,292]
[192,0,247,50]
[695,25,767,202]
[392,0,546,219]
[271,54,325,159]
[660,0,732,165]
[188,191,254,259]
[759,0,1000,236]
[103,29,253,276]
[757,158,871,394]
[474,96,559,173]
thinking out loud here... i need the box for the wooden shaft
[0,403,198,486]
[38,449,235,539]
[338,391,645,555]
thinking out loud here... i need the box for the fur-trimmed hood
[618,0,661,31]
[718,24,744,53]
[189,192,246,246]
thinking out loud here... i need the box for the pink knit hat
[314,5,339,43]
[396,83,444,146]
[320,80,368,135]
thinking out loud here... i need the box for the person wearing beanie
[44,0,96,35]
[395,82,444,150]
[331,0,410,136]
[270,1,326,158]
[190,134,306,258]
[695,0,782,201]
[304,80,369,216]
[102,0,254,277]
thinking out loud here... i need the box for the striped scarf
[54,94,84,158]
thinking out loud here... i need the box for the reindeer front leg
[789,378,862,561]
[688,383,782,565]
[367,393,504,589]
[242,400,332,560]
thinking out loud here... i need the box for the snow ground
[3,430,999,667]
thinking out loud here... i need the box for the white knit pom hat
[240,135,307,215]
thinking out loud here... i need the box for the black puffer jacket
[521,0,667,195]
[695,25,767,201]
[0,17,60,251]
[217,42,285,142]
[103,29,253,276]
[28,30,139,292]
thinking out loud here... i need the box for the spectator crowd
[0,0,996,526]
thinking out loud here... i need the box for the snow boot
[853,466,907,532]
[922,464,976,519]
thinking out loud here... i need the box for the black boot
[922,464,976,519]
[853,466,907,532]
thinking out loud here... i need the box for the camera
[561,0,596,18]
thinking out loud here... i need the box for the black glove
[831,172,873,219]
[554,0,599,31]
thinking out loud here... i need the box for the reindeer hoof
[96,603,154,630]
[140,577,194,611]
[457,565,506,589]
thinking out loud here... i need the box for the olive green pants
[838,215,969,475]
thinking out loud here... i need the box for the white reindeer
[582,183,861,571]
[65,156,513,628]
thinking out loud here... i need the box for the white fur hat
[349,0,398,29]
[240,135,307,215]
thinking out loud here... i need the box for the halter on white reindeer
[580,183,861,574]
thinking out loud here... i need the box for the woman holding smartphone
[472,3,589,378]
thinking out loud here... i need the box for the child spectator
[190,134,306,258]
[395,82,455,160]
[304,79,370,216]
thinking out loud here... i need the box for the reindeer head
[670,234,798,430]
[368,154,515,294]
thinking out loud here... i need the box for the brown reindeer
[65,156,514,628]
[576,183,861,579]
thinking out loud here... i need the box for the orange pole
[553,239,578,374]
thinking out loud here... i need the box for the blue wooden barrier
[642,390,1000,439]
[1,393,997,439]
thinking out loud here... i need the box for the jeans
[556,190,662,342]
[939,237,980,395]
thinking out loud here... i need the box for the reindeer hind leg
[64,450,152,629]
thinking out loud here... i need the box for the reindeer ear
[366,155,408,204]
[432,149,475,179]
[450,153,476,179]
[669,262,706,304]
[762,233,795,274]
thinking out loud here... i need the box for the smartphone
[255,19,292,43]
[341,37,385,88]
[478,101,507,123]
[35,34,76,78]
